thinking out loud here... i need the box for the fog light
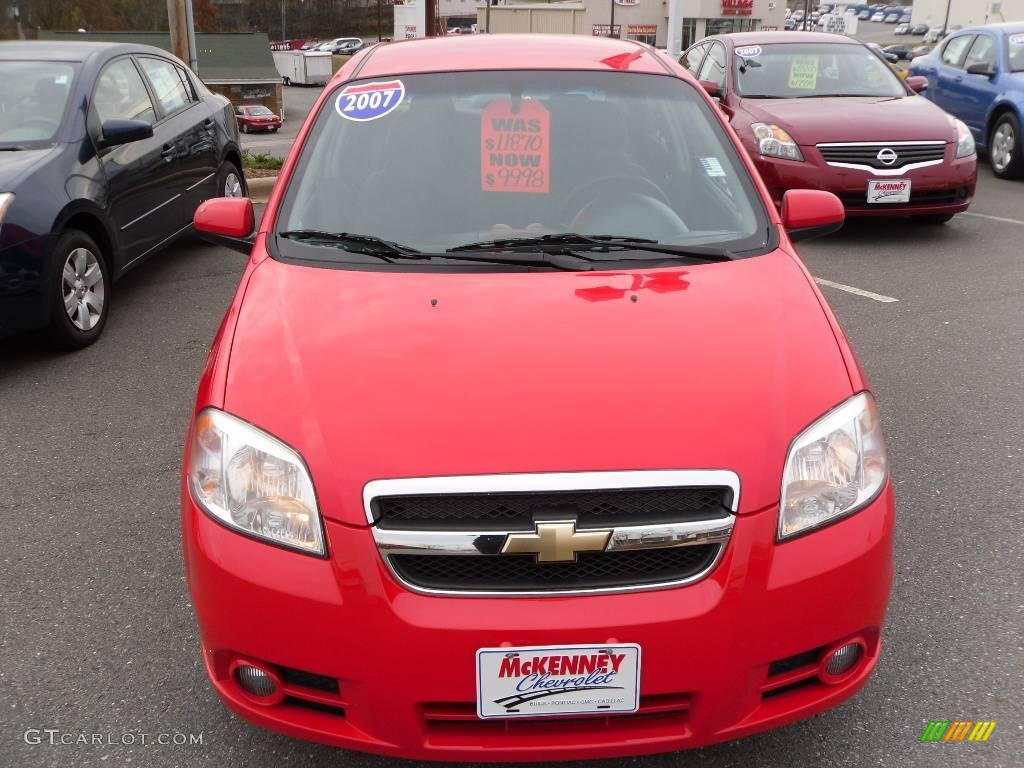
[229,658,285,705]
[819,638,866,684]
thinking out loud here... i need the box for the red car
[183,34,894,761]
[681,32,977,223]
[234,104,282,133]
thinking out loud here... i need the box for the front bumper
[182,484,895,761]
[754,148,977,217]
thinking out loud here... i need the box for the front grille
[768,647,823,677]
[280,666,340,695]
[390,545,718,592]
[818,142,946,169]
[373,486,732,531]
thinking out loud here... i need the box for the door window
[941,35,975,68]
[94,58,157,125]
[697,43,727,90]
[963,36,997,71]
[681,43,707,74]
[137,57,194,116]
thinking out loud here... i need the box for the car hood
[739,94,956,143]
[224,250,854,525]
[0,148,54,189]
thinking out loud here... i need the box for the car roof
[0,40,177,62]
[956,21,1024,34]
[711,31,862,45]
[350,34,670,80]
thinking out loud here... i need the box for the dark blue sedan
[909,23,1024,179]
[0,41,244,347]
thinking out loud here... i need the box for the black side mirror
[965,62,996,78]
[98,119,153,149]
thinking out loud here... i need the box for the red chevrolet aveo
[182,34,894,760]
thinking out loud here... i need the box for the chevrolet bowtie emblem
[501,521,611,563]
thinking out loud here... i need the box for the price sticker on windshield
[481,99,550,194]
[335,80,405,122]
[788,56,819,90]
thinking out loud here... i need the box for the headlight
[751,123,804,161]
[952,118,975,158]
[188,408,326,556]
[779,392,887,541]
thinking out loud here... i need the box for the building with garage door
[476,0,785,48]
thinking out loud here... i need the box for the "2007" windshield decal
[336,80,405,122]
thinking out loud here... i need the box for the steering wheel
[560,174,673,225]
[19,117,59,134]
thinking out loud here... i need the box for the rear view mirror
[906,75,929,93]
[194,197,256,254]
[965,62,996,78]
[781,189,845,242]
[98,119,153,148]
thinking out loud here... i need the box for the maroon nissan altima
[680,32,977,223]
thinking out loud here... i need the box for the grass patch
[242,150,284,171]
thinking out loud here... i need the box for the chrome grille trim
[365,470,739,597]
[816,140,948,175]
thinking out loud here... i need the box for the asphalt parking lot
[240,84,323,158]
[2,161,1022,767]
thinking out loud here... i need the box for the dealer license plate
[867,179,911,204]
[476,643,641,719]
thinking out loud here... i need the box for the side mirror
[698,80,720,98]
[98,119,153,148]
[781,189,845,242]
[906,75,929,92]
[194,197,256,254]
[965,62,996,78]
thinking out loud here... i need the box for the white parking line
[961,211,1024,226]
[814,278,899,303]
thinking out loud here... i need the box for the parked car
[784,17,798,30]
[0,41,243,347]
[884,12,901,23]
[899,12,912,23]
[868,41,900,62]
[317,37,361,52]
[184,33,894,760]
[871,12,886,21]
[792,9,805,20]
[330,39,365,55]
[894,23,910,35]
[909,43,933,58]
[909,22,1024,178]
[858,9,872,19]
[910,24,929,35]
[884,44,914,60]
[682,32,977,221]
[235,104,282,133]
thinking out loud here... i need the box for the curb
[245,175,278,203]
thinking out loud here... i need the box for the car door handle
[203,118,215,128]
[161,145,176,162]
[953,75,963,82]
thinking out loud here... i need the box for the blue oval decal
[336,80,405,122]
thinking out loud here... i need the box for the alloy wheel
[224,170,243,197]
[61,247,104,332]
[991,123,1015,172]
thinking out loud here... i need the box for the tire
[217,160,246,198]
[46,229,110,349]
[912,213,955,224]
[270,127,279,133]
[241,123,249,134]
[989,112,1024,179]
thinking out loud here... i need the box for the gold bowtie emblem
[501,521,611,563]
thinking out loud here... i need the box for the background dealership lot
[3,69,1024,768]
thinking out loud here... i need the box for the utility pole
[166,0,193,68]
[184,0,198,72]
[485,0,491,33]
[281,0,287,41]
[378,0,382,41]
[667,0,682,56]
[610,0,615,38]
[941,0,952,31]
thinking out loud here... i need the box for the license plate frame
[867,179,912,204]
[476,643,641,719]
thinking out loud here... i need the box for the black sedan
[883,44,914,60]
[910,23,929,35]
[0,41,244,348]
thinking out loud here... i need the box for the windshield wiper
[279,229,424,261]
[449,233,733,262]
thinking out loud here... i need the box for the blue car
[910,22,1024,178]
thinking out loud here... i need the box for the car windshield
[734,43,906,98]
[1009,33,1024,72]
[248,106,273,115]
[0,61,77,146]
[276,70,769,265]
